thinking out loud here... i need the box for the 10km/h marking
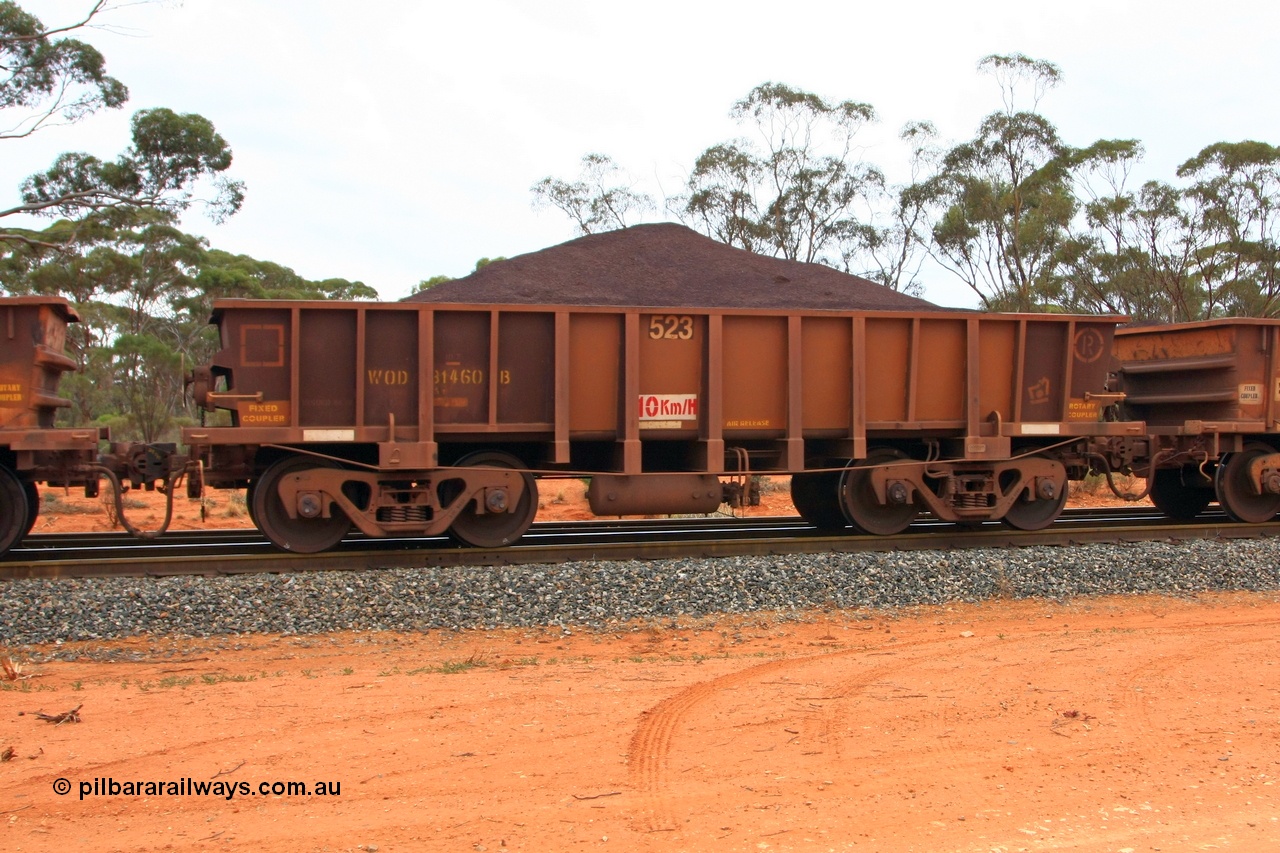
[638,394,698,420]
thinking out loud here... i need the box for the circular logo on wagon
[1073,328,1105,363]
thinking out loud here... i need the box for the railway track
[4,506,1277,580]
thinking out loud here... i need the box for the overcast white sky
[6,0,1280,307]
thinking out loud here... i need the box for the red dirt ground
[10,480,1272,853]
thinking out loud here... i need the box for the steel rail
[2,507,1276,581]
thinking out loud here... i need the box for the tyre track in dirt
[625,634,965,833]
[625,610,1280,842]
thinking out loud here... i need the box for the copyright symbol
[52,777,71,796]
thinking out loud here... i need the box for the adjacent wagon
[1115,318,1280,522]
[0,296,106,554]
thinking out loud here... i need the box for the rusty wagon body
[0,297,108,554]
[182,299,1140,552]
[1115,318,1280,522]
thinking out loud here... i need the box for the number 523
[648,315,694,340]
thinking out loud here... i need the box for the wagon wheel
[252,456,351,553]
[1001,459,1068,531]
[0,467,30,557]
[1214,442,1280,523]
[21,480,39,538]
[789,471,848,531]
[1148,467,1213,521]
[446,451,538,548]
[839,449,917,536]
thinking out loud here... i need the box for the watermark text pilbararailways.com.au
[53,777,341,800]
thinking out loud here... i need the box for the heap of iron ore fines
[406,222,941,310]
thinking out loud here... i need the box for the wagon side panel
[211,306,296,431]
[432,310,491,427]
[911,317,966,423]
[496,311,555,427]
[298,308,357,427]
[863,317,913,424]
[1019,320,1068,424]
[797,317,852,433]
[721,315,787,438]
[363,309,420,431]
[567,312,622,436]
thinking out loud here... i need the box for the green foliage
[413,274,452,293]
[1051,139,1280,322]
[1051,141,1208,323]
[0,1,127,138]
[18,107,244,225]
[531,153,654,235]
[918,96,1076,311]
[1,2,243,256]
[1176,141,1280,317]
[412,257,506,294]
[673,82,884,270]
[192,249,374,301]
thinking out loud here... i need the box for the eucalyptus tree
[1177,140,1280,317]
[1133,181,1213,322]
[673,82,883,268]
[855,121,940,297]
[0,1,125,143]
[913,54,1076,312]
[678,141,769,253]
[1050,138,1180,321]
[1,2,243,250]
[531,153,654,235]
[1063,141,1280,323]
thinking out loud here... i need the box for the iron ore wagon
[183,298,1140,552]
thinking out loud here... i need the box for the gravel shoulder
[4,537,1279,647]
